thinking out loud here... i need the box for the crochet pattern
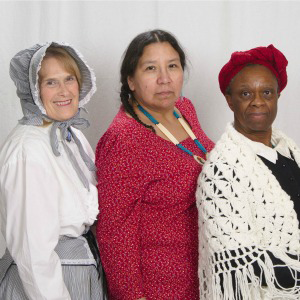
[196,123,300,299]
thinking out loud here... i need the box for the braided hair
[120,29,186,132]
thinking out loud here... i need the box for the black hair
[120,29,186,132]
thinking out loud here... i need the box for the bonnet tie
[19,99,96,192]
[50,115,96,191]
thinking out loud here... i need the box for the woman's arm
[96,132,147,299]
[197,159,264,300]
[1,158,70,299]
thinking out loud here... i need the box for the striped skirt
[0,233,106,299]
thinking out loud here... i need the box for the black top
[255,152,300,288]
[259,152,300,218]
[220,151,300,298]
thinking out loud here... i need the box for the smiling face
[127,42,184,113]
[39,56,80,121]
[225,64,280,141]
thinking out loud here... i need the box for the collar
[232,125,292,164]
[271,136,293,162]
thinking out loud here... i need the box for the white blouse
[0,123,99,299]
[243,133,293,163]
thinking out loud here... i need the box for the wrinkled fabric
[219,44,288,95]
[0,123,99,299]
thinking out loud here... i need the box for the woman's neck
[147,107,176,123]
[131,100,190,142]
[133,101,176,124]
[235,126,273,147]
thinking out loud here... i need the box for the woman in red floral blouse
[95,29,214,300]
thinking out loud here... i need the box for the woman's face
[39,56,79,121]
[225,65,279,138]
[128,42,183,113]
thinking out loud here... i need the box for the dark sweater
[254,152,300,288]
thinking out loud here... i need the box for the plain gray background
[1,0,300,256]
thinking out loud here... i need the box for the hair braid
[120,85,155,133]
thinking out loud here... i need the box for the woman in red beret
[197,45,300,299]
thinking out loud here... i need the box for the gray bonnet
[10,41,96,124]
[9,42,97,190]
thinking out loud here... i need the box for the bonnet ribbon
[19,103,96,191]
[50,113,96,191]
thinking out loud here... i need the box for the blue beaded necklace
[137,104,207,165]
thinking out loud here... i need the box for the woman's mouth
[247,112,268,120]
[54,99,72,106]
[156,91,172,97]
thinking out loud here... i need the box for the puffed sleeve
[96,131,147,300]
[0,155,71,299]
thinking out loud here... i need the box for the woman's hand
[137,298,146,300]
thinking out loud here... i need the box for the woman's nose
[251,92,265,106]
[58,82,68,95]
[157,69,171,84]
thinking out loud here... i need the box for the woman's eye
[169,63,178,68]
[145,66,156,71]
[46,80,58,86]
[66,75,76,81]
[242,91,250,97]
[264,90,271,95]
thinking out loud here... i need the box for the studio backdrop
[1,0,300,256]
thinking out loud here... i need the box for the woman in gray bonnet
[0,42,105,299]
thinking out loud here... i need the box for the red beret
[218,44,288,95]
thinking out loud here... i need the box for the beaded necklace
[137,104,207,165]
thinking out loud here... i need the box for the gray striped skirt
[0,233,106,300]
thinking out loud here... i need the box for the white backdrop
[1,0,300,256]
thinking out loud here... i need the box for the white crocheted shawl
[196,123,300,300]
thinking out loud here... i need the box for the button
[282,164,286,167]
[290,177,295,181]
[297,194,300,198]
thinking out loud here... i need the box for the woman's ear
[127,76,135,92]
[225,94,234,112]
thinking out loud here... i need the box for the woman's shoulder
[175,97,204,130]
[175,97,196,117]
[272,128,300,165]
[273,128,300,150]
[95,107,144,159]
[0,124,52,166]
[114,106,144,129]
[202,124,257,177]
[206,124,239,158]
[100,106,146,140]
[1,124,49,148]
